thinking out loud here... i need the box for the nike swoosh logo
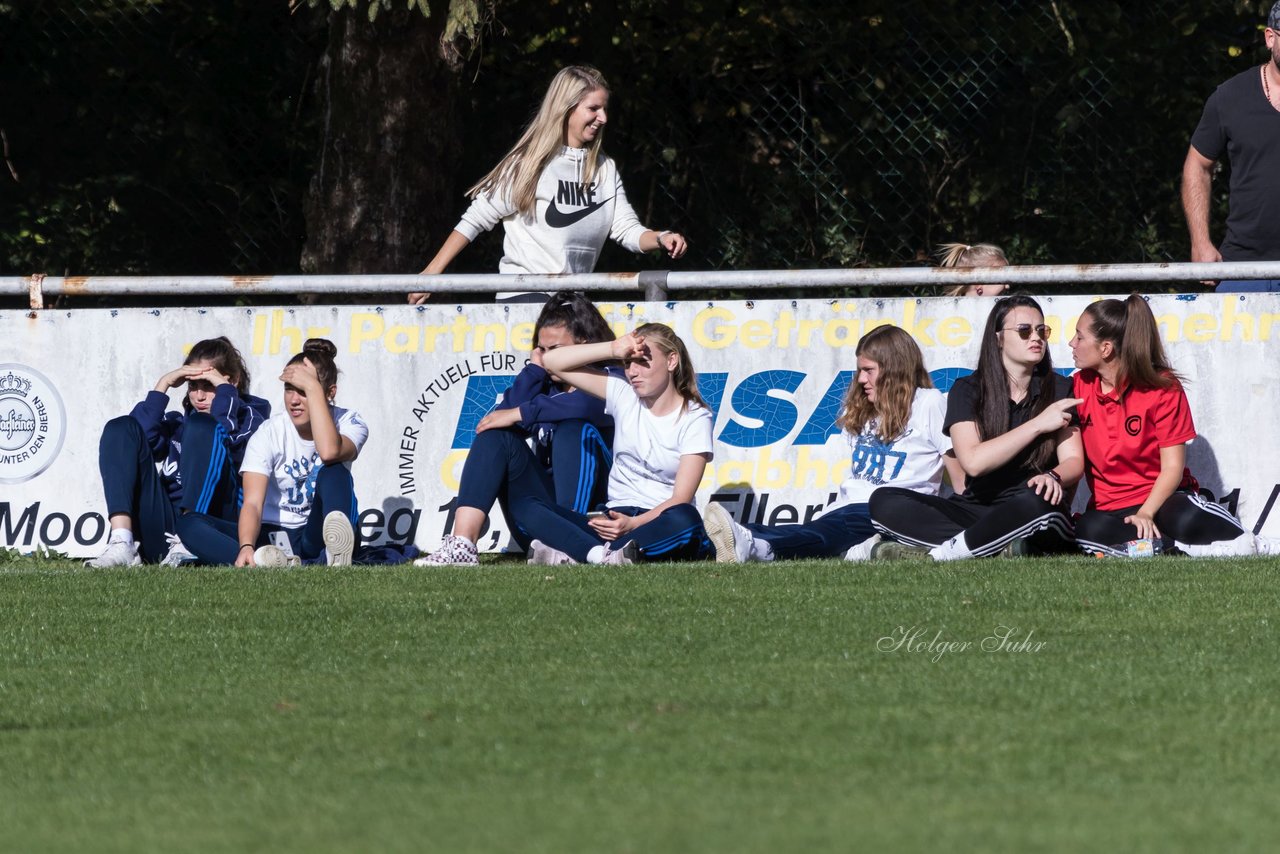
[545,196,612,228]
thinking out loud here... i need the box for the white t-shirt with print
[240,406,369,528]
[835,387,951,507]
[604,375,714,510]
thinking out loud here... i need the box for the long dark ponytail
[1082,294,1182,394]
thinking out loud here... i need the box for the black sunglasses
[1000,323,1050,340]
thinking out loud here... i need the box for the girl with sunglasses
[518,323,714,564]
[868,296,1084,560]
[1068,294,1268,556]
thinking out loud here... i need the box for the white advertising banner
[2,293,1278,556]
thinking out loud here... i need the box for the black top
[943,371,1075,500]
[1191,67,1280,261]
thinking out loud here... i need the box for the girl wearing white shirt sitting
[521,323,714,564]
[177,339,368,566]
[701,325,961,562]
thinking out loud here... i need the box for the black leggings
[1075,491,1244,556]
[869,484,1072,557]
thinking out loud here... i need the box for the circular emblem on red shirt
[1125,415,1141,436]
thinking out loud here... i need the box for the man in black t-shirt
[1181,1,1280,292]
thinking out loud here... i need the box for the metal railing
[6,263,1280,310]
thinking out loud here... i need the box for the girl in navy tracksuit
[87,336,270,566]
[419,292,616,565]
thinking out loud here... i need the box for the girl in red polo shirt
[1068,294,1261,557]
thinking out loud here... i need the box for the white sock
[109,528,135,545]
[752,540,775,562]
[929,534,973,562]
[586,545,607,564]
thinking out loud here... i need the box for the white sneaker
[1256,535,1280,556]
[601,540,640,565]
[322,511,355,566]
[844,534,882,562]
[86,540,142,568]
[413,534,479,566]
[1175,532,1259,558]
[253,544,301,567]
[160,533,197,567]
[527,539,577,565]
[702,502,752,563]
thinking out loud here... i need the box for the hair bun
[301,338,338,358]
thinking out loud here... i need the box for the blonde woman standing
[408,66,686,302]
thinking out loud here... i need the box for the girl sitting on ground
[418,291,617,565]
[700,325,961,562]
[868,296,1084,560]
[177,339,366,566]
[517,323,714,564]
[939,242,1009,297]
[1068,294,1272,557]
[87,336,270,567]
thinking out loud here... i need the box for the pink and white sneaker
[526,539,576,565]
[414,534,479,566]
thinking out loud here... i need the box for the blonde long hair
[938,242,1009,296]
[467,65,609,215]
[634,323,706,410]
[836,326,933,442]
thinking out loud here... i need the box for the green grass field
[2,553,1279,852]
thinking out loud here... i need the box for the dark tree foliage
[0,0,1272,280]
[2,2,326,276]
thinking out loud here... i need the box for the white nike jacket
[454,147,648,274]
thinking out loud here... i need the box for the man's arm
[1181,146,1222,264]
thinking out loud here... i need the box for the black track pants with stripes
[1075,491,1244,552]
[869,484,1072,556]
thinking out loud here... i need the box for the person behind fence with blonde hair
[513,322,714,564]
[938,242,1009,297]
[408,65,686,303]
[1068,294,1274,557]
[700,325,963,563]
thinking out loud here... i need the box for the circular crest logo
[0,363,67,484]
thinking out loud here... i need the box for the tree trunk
[301,7,459,275]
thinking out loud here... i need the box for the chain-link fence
[2,1,1262,279]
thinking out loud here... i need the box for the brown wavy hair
[836,325,933,441]
[181,336,250,414]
